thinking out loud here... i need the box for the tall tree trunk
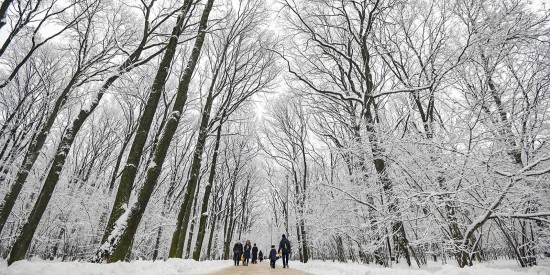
[222,208,231,260]
[446,195,470,267]
[101,0,194,247]
[168,56,219,258]
[206,203,219,260]
[152,225,163,261]
[291,168,304,262]
[296,220,303,262]
[346,115,383,264]
[239,178,250,236]
[193,122,223,260]
[223,179,237,260]
[108,132,134,192]
[103,0,215,262]
[365,109,412,266]
[169,93,215,257]
[152,169,178,261]
[300,213,309,263]
[300,136,309,263]
[206,182,222,260]
[185,185,201,258]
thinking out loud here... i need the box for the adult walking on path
[205,261,311,275]
[243,240,252,266]
[233,240,243,266]
[252,243,258,264]
[279,234,291,268]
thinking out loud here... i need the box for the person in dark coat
[269,245,277,268]
[232,240,243,266]
[258,250,264,262]
[278,234,291,268]
[243,240,252,266]
[252,243,258,264]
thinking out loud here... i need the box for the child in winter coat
[258,250,264,263]
[269,245,277,268]
[258,250,264,262]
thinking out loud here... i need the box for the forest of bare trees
[0,0,549,270]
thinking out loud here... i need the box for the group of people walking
[232,234,291,269]
[232,240,261,266]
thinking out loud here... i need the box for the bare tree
[279,0,430,265]
[169,0,276,259]
[96,0,216,263]
[7,0,180,264]
[98,0,198,261]
[259,95,310,262]
[0,0,96,89]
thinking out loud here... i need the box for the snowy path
[205,261,311,275]
[3,258,549,275]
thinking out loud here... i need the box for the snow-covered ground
[290,259,550,275]
[0,259,232,275]
[1,258,549,275]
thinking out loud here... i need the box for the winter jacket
[279,236,291,254]
[233,243,243,254]
[244,244,251,258]
[269,248,277,261]
[258,251,263,259]
[252,246,258,257]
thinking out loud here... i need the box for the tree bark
[108,132,133,192]
[185,185,201,258]
[167,24,234,256]
[101,0,194,247]
[193,122,223,260]
[223,177,237,260]
[169,72,217,258]
[104,0,215,262]
[206,198,219,260]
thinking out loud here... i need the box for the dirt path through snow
[205,260,311,275]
